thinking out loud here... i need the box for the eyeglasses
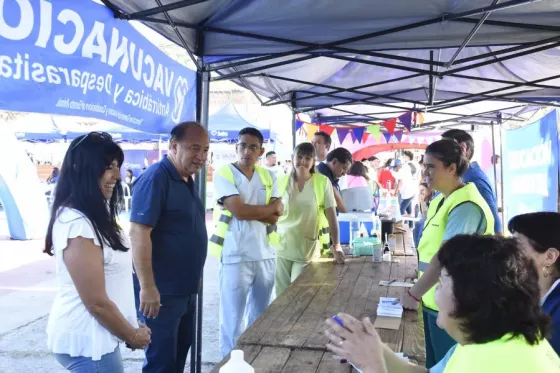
[70,132,112,151]
[237,143,261,152]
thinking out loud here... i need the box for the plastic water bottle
[220,350,255,373]
[350,218,360,248]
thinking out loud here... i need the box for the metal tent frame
[99,1,560,371]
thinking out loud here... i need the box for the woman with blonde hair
[275,142,343,296]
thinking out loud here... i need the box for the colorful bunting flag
[337,128,350,143]
[383,132,392,144]
[399,111,413,132]
[382,118,397,135]
[394,130,404,142]
[296,119,304,131]
[306,124,319,141]
[319,125,335,136]
[352,127,365,144]
[362,132,370,143]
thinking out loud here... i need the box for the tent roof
[103,0,560,130]
[209,101,264,131]
[4,113,167,142]
[104,0,560,55]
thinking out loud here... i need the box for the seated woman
[509,212,560,355]
[345,161,370,189]
[324,234,559,373]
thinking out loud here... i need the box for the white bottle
[220,350,255,373]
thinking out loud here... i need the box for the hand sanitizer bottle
[219,350,255,373]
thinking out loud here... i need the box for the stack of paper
[377,297,404,318]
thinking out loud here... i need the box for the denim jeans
[134,277,196,373]
[54,345,123,373]
[423,308,456,368]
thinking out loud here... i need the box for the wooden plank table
[211,233,425,372]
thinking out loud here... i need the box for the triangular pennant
[383,132,392,143]
[306,124,319,141]
[352,127,365,143]
[296,119,304,131]
[367,125,380,136]
[417,112,425,125]
[337,128,350,143]
[399,111,413,132]
[319,125,335,136]
[395,130,404,142]
[362,131,370,143]
[350,129,357,143]
[382,118,397,135]
[408,135,415,144]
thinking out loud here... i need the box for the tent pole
[193,68,209,373]
[491,120,498,199]
[291,93,297,149]
[498,113,506,225]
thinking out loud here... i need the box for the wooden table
[211,233,425,372]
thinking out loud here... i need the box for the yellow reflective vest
[418,183,494,311]
[277,173,330,253]
[443,335,560,373]
[208,164,279,259]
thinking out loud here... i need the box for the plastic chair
[122,183,132,211]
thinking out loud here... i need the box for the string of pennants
[296,111,431,144]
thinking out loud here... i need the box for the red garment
[378,168,395,189]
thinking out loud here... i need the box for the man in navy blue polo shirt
[441,129,502,234]
[129,122,209,373]
[317,147,353,213]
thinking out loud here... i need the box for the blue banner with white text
[503,110,559,225]
[0,0,196,134]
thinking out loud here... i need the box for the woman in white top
[275,142,343,297]
[44,132,151,372]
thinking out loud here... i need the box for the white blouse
[46,208,138,360]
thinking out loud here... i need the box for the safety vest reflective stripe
[418,261,429,272]
[266,224,277,234]
[208,165,278,259]
[209,234,224,246]
[417,183,495,311]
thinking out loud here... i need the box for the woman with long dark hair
[45,132,150,372]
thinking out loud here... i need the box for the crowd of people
[41,122,560,373]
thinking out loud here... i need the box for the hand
[128,323,152,350]
[272,198,284,216]
[325,313,387,373]
[331,244,345,264]
[399,290,420,310]
[139,285,161,319]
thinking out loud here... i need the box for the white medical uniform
[213,164,279,358]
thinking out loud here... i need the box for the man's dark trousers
[134,279,196,373]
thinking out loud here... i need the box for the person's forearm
[325,210,340,245]
[258,214,278,225]
[382,343,427,373]
[230,204,275,221]
[86,299,137,343]
[130,229,156,289]
[334,190,347,213]
[411,252,442,298]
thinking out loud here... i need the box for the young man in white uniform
[213,128,284,358]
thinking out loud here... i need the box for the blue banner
[503,110,559,225]
[0,0,196,134]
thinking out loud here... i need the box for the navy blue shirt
[462,162,502,233]
[317,162,340,192]
[130,156,207,295]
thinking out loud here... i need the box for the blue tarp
[0,0,196,134]
[209,101,272,142]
